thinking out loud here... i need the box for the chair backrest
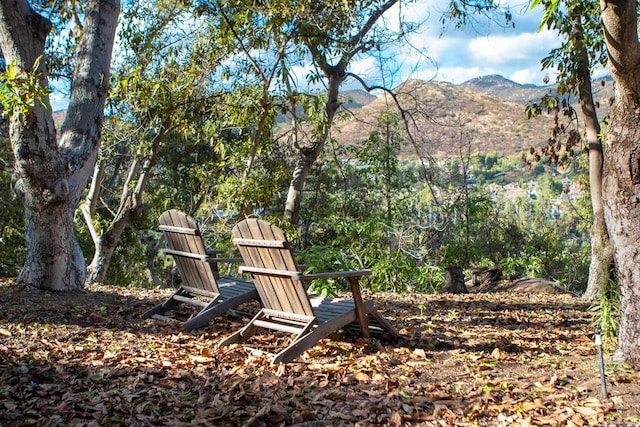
[159,209,219,293]
[231,219,314,317]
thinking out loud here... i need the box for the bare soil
[1,280,639,426]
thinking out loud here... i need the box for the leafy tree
[194,0,298,215]
[529,0,613,300]
[0,0,119,290]
[82,0,299,284]
[80,0,223,284]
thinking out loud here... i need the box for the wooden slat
[159,224,200,235]
[164,248,209,261]
[239,266,302,279]
[262,308,315,323]
[253,320,306,334]
[151,314,181,323]
[159,209,217,293]
[180,285,219,298]
[172,295,209,307]
[232,238,289,248]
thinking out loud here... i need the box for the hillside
[333,76,614,159]
[335,79,554,158]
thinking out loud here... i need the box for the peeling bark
[601,0,640,367]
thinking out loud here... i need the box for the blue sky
[414,0,561,85]
[49,1,583,110]
[347,0,566,88]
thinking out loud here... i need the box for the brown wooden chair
[217,218,400,364]
[142,210,259,332]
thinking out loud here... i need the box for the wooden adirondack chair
[217,218,400,364]
[142,210,259,332]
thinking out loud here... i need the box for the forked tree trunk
[600,0,640,367]
[85,128,166,284]
[0,0,120,290]
[86,212,133,284]
[283,0,398,224]
[284,72,343,224]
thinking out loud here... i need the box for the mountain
[340,90,377,109]
[332,76,614,159]
[461,74,555,104]
[334,79,554,158]
[462,74,614,111]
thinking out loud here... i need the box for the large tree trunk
[600,0,640,367]
[284,72,343,224]
[0,0,120,290]
[570,13,613,300]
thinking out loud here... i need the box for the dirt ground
[1,280,639,426]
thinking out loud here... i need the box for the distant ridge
[335,78,555,158]
[332,75,614,159]
[461,75,555,104]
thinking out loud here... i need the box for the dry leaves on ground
[1,281,639,426]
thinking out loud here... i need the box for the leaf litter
[1,280,639,426]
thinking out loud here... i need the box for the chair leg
[182,294,223,332]
[369,310,401,340]
[216,310,264,348]
[270,312,353,365]
[141,287,188,319]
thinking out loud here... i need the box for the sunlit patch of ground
[1,281,638,425]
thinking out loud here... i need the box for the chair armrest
[205,249,225,255]
[301,269,371,280]
[206,256,243,264]
[238,266,303,280]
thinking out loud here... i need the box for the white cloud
[379,0,564,86]
[468,29,559,66]
[288,63,326,91]
[509,68,547,85]
[348,56,380,79]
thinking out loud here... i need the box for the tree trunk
[0,0,120,290]
[284,72,343,224]
[86,211,133,284]
[569,12,613,300]
[284,155,314,225]
[85,131,164,284]
[602,108,640,367]
[440,266,467,294]
[600,0,640,367]
[19,200,86,288]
